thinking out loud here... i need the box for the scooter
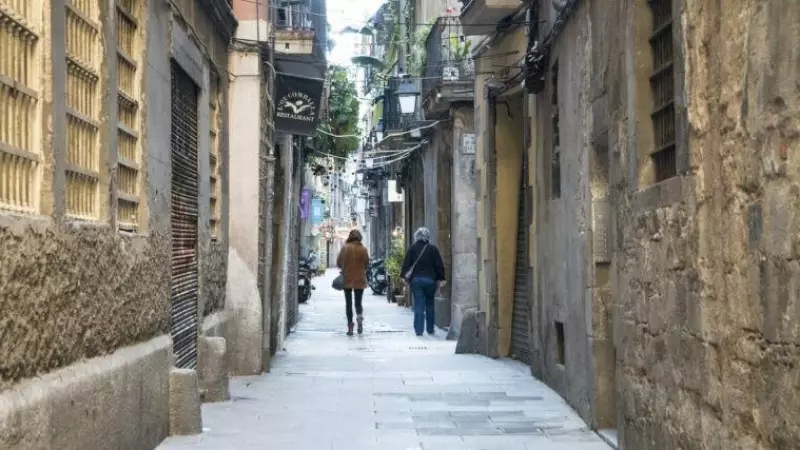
[367,258,387,295]
[298,256,316,304]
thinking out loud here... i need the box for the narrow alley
[158,271,612,450]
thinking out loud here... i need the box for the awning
[274,54,327,136]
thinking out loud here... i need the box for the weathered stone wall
[0,218,170,392]
[0,0,233,392]
[436,123,453,304]
[448,105,478,340]
[530,0,595,423]
[608,1,800,449]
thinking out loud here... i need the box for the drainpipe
[261,37,277,372]
[261,152,276,370]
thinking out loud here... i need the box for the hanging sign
[388,180,404,202]
[274,54,327,136]
[311,198,324,225]
[300,188,310,220]
[275,75,324,136]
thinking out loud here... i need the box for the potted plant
[448,35,473,75]
[385,235,406,305]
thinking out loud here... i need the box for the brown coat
[336,241,370,290]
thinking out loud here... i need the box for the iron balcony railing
[422,16,475,100]
[382,76,403,131]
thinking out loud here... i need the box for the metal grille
[550,63,561,198]
[383,77,402,131]
[209,76,221,240]
[0,0,42,213]
[65,0,102,219]
[649,0,676,182]
[116,0,142,230]
[511,170,531,364]
[422,17,473,100]
[170,62,199,370]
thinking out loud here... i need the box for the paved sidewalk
[158,271,611,450]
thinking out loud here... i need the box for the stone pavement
[157,270,612,450]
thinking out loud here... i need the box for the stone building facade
[605,0,800,448]
[469,0,800,448]
[0,0,235,447]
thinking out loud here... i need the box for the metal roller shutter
[510,174,531,364]
[170,62,200,369]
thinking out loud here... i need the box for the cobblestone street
[158,271,612,450]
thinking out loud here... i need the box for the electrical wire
[369,141,426,168]
[316,129,362,139]
[376,120,440,146]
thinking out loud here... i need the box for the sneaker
[347,323,354,336]
[356,315,364,335]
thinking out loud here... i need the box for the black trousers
[344,289,364,323]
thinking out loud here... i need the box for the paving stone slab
[157,271,611,450]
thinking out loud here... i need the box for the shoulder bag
[403,244,428,282]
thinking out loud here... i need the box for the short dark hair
[346,229,362,243]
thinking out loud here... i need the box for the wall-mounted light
[375,118,385,141]
[396,80,419,115]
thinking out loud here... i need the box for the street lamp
[396,80,419,116]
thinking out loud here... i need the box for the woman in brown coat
[336,229,370,335]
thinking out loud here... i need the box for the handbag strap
[408,244,428,275]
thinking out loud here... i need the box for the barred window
[65,0,102,219]
[648,0,677,182]
[0,0,44,214]
[209,77,221,240]
[116,0,143,230]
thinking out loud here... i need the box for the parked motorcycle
[298,256,316,304]
[306,250,319,275]
[367,258,387,295]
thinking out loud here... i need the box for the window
[209,77,221,240]
[116,0,143,230]
[0,0,43,214]
[648,0,677,182]
[64,0,103,219]
[555,321,566,365]
[550,62,561,199]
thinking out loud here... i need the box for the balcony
[381,77,408,133]
[460,0,522,35]
[422,17,475,118]
[274,1,315,55]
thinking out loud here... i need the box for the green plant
[407,18,437,77]
[448,34,472,61]
[310,65,360,167]
[385,236,406,281]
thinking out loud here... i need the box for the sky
[326,0,385,66]
[326,0,385,134]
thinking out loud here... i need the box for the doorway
[169,61,200,369]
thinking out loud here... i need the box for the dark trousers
[410,277,437,335]
[344,289,364,323]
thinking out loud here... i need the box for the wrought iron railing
[422,16,474,99]
[382,76,403,131]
